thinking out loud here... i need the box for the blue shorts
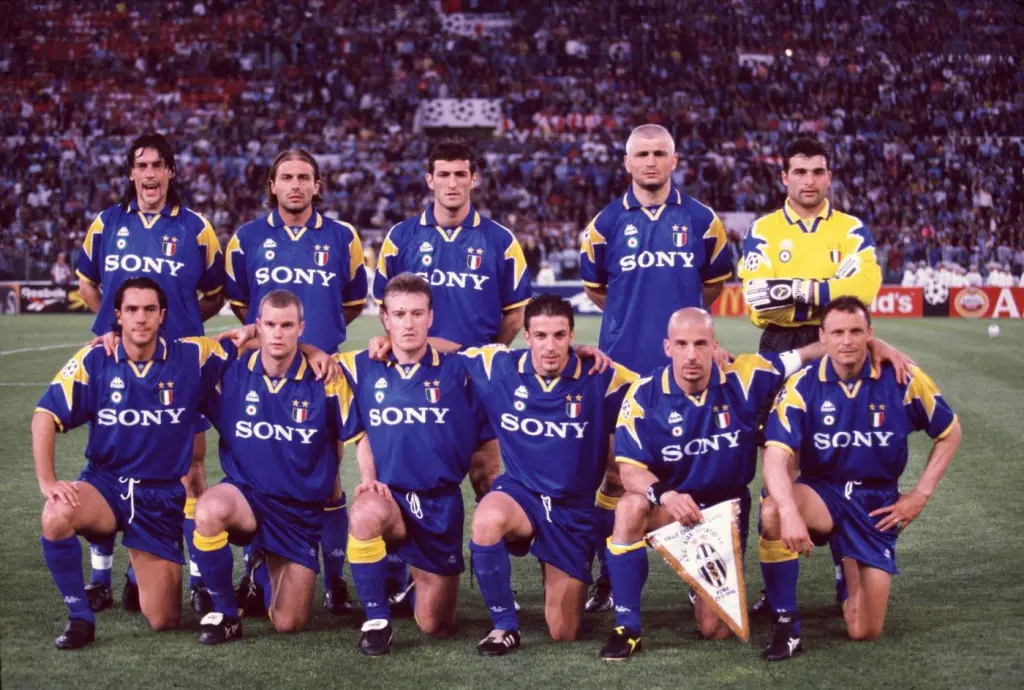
[223,479,324,573]
[493,475,598,584]
[392,485,465,576]
[692,488,751,558]
[79,466,185,564]
[798,476,900,575]
[195,414,212,434]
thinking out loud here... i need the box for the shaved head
[625,124,675,157]
[667,308,715,338]
[664,308,717,391]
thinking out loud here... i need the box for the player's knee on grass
[41,501,77,540]
[271,608,308,634]
[847,618,884,642]
[759,495,782,539]
[546,611,582,642]
[612,492,651,543]
[695,599,730,640]
[143,609,180,631]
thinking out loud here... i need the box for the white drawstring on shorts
[119,477,140,524]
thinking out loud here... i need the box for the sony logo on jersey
[661,431,741,461]
[104,254,185,277]
[619,251,695,272]
[415,269,490,291]
[813,431,895,450]
[369,407,450,426]
[499,413,588,439]
[255,266,337,287]
[235,420,317,444]
[97,408,186,427]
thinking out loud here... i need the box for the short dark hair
[524,294,574,332]
[266,149,323,209]
[820,296,872,328]
[112,277,167,333]
[258,289,304,321]
[784,138,830,172]
[427,139,477,175]
[121,133,182,210]
[382,272,433,311]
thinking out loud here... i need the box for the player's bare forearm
[762,445,797,510]
[230,303,248,323]
[913,421,961,500]
[343,303,364,324]
[78,279,102,313]
[794,341,826,364]
[199,292,225,321]
[702,281,724,307]
[355,436,376,483]
[584,286,606,311]
[619,462,658,495]
[495,306,525,345]
[427,337,462,353]
[31,411,59,487]
[600,440,624,497]
[183,458,207,497]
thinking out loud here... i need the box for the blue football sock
[384,553,408,594]
[184,497,202,589]
[348,535,390,622]
[321,494,348,585]
[192,531,236,617]
[606,540,647,631]
[760,538,801,634]
[126,563,137,585]
[42,536,95,624]
[87,534,115,587]
[469,540,518,632]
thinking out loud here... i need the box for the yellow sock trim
[193,530,228,552]
[595,490,620,511]
[347,535,387,564]
[606,537,646,555]
[184,497,197,519]
[759,537,799,563]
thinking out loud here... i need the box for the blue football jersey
[202,350,362,504]
[36,337,233,480]
[461,346,636,499]
[337,346,489,492]
[76,201,224,338]
[579,186,732,375]
[372,205,532,346]
[766,359,958,484]
[615,354,787,497]
[225,209,368,352]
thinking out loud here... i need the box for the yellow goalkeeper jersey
[738,199,881,328]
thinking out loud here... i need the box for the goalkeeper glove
[744,279,817,313]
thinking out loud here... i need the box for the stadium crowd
[2,0,1021,285]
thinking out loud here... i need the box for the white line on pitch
[0,382,48,387]
[0,326,235,357]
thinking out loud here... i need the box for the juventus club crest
[424,380,441,403]
[565,394,582,418]
[162,235,178,257]
[714,404,730,429]
[870,403,885,427]
[467,248,484,270]
[672,224,687,248]
[158,381,174,406]
[292,400,309,423]
[314,244,330,267]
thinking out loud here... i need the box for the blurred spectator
[535,261,556,285]
[50,251,72,285]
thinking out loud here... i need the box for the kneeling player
[340,274,496,655]
[33,278,231,649]
[191,290,361,644]
[463,295,636,654]
[759,297,960,660]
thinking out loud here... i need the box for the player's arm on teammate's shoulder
[494,305,525,346]
[298,342,341,383]
[77,278,102,313]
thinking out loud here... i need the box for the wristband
[646,481,669,506]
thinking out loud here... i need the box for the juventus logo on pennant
[714,404,730,429]
[672,224,687,248]
[565,394,582,418]
[161,235,178,257]
[870,403,885,427]
[292,400,309,423]
[424,380,441,403]
[314,244,330,267]
[467,248,483,270]
[158,381,174,406]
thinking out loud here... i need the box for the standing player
[371,139,530,605]
[224,148,368,616]
[464,295,636,655]
[739,137,883,613]
[758,297,960,659]
[597,308,910,659]
[340,274,496,656]
[191,290,362,644]
[578,123,733,612]
[33,278,232,649]
[75,133,225,615]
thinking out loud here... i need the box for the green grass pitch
[1,314,1022,689]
